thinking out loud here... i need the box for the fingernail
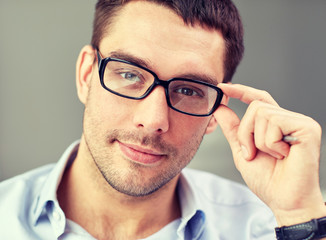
[241,145,249,160]
[273,153,285,160]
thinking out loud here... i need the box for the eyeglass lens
[102,60,220,116]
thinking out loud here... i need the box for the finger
[251,107,310,159]
[218,83,279,106]
[262,110,313,159]
[265,122,290,158]
[217,83,280,160]
[237,101,294,160]
[254,110,287,159]
[213,104,243,164]
[237,101,274,160]
[213,104,240,149]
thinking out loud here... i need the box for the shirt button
[53,210,61,221]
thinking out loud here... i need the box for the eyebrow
[177,73,218,86]
[106,50,218,86]
[108,50,153,70]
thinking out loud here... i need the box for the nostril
[137,123,164,134]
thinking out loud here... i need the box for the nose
[133,86,169,134]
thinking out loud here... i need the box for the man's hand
[214,83,326,226]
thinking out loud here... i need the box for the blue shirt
[0,141,276,239]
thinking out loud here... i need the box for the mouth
[117,141,166,165]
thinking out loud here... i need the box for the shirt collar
[31,140,80,226]
[30,141,206,239]
[177,169,206,239]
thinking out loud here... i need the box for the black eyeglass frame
[96,49,224,117]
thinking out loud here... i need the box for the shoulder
[182,168,259,204]
[0,164,54,207]
[0,164,55,238]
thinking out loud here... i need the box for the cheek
[170,116,209,146]
[85,84,133,129]
[170,117,208,165]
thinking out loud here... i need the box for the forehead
[99,1,225,82]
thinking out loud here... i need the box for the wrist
[275,216,326,240]
[274,203,326,227]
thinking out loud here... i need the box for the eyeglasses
[96,49,223,117]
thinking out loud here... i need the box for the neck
[57,139,181,240]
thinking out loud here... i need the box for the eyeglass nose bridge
[139,77,180,114]
[140,77,171,101]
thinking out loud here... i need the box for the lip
[117,141,165,165]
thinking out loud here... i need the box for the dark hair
[91,0,244,83]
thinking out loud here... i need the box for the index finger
[218,83,279,106]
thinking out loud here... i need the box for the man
[1,0,325,239]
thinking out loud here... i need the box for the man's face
[79,1,225,197]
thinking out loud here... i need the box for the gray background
[1,1,325,194]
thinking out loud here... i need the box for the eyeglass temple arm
[94,48,102,68]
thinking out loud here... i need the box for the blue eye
[120,72,141,82]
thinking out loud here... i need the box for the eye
[174,86,204,97]
[119,71,141,82]
[176,88,196,96]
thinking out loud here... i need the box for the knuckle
[269,115,280,125]
[309,118,322,136]
[263,90,272,98]
[258,90,278,105]
[247,100,263,114]
[255,138,265,149]
[250,99,263,107]
[260,90,274,102]
[300,115,321,131]
[248,99,272,113]
[265,137,277,150]
[255,105,267,118]
[265,140,273,149]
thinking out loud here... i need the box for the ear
[76,45,96,105]
[205,93,229,134]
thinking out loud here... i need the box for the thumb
[213,105,242,158]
